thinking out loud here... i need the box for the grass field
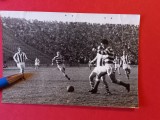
[2,66,138,108]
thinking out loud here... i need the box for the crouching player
[52,51,70,80]
[89,39,130,94]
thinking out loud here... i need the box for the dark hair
[101,39,108,45]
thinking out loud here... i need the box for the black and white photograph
[0,11,140,108]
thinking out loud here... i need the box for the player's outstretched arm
[24,53,28,60]
[13,53,18,63]
[51,57,55,65]
[25,54,28,60]
[90,56,97,64]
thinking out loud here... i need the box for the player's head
[57,51,60,56]
[100,39,109,48]
[17,47,22,52]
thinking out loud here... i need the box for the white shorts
[57,64,65,72]
[93,64,114,76]
[35,63,40,66]
[17,62,25,69]
[123,64,131,70]
[115,64,120,69]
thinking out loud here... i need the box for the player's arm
[51,57,55,65]
[52,57,55,62]
[90,55,97,64]
[13,53,18,63]
[24,53,28,60]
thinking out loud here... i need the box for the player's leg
[114,64,117,72]
[127,68,131,79]
[20,63,25,80]
[88,71,96,92]
[118,66,121,75]
[89,64,92,70]
[125,69,129,79]
[90,70,107,94]
[17,63,22,73]
[124,65,131,79]
[123,64,127,75]
[101,76,111,95]
[37,65,39,69]
[109,72,130,92]
[59,65,70,80]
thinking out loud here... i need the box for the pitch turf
[2,66,138,108]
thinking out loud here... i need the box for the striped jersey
[121,55,129,64]
[101,47,115,64]
[53,55,64,64]
[13,52,27,63]
[97,45,105,55]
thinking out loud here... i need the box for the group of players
[12,39,131,95]
[13,47,71,80]
[88,39,131,95]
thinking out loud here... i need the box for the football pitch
[2,66,138,108]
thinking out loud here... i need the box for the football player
[88,40,111,95]
[89,39,130,94]
[121,51,131,79]
[52,51,70,80]
[114,55,121,75]
[13,47,28,79]
[35,57,40,70]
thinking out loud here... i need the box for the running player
[13,47,28,79]
[114,55,121,75]
[52,51,70,80]
[88,41,111,95]
[35,58,40,70]
[121,51,131,79]
[89,39,130,94]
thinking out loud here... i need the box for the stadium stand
[2,17,139,66]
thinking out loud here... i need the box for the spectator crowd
[2,17,139,65]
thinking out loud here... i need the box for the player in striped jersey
[114,55,121,75]
[89,44,110,95]
[52,51,70,80]
[13,47,28,74]
[89,39,130,94]
[121,51,131,79]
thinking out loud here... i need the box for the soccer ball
[67,86,74,92]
